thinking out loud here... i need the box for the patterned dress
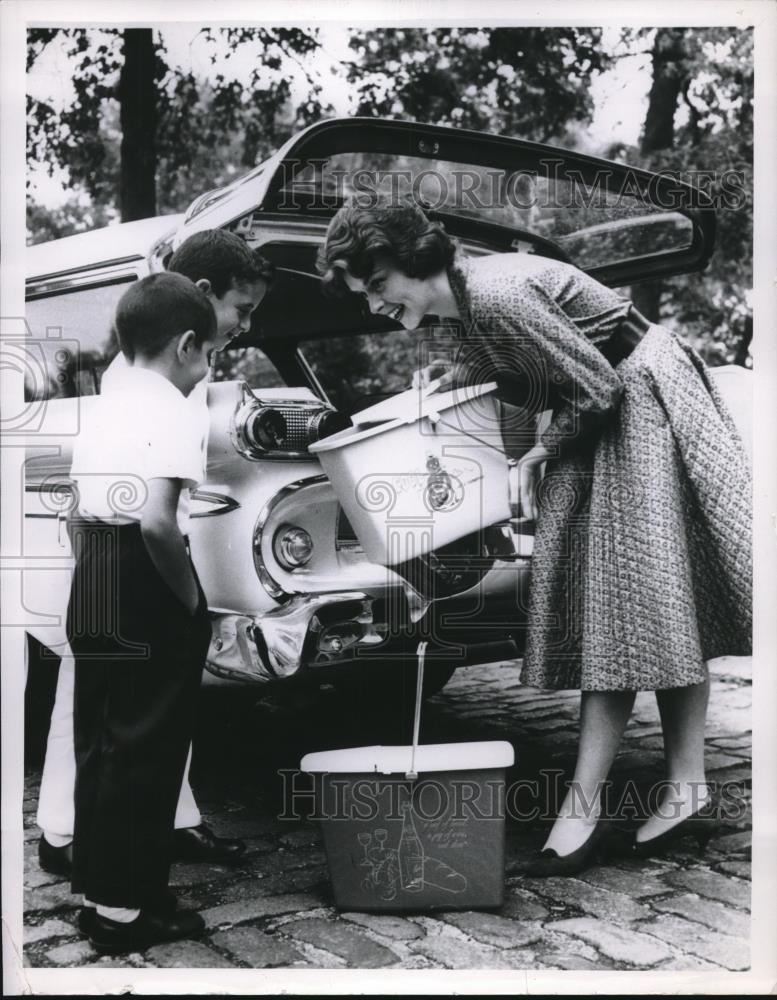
[447,253,752,691]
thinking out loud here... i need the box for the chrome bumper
[205,591,386,683]
[205,521,534,684]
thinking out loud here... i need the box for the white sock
[43,832,73,848]
[96,904,140,923]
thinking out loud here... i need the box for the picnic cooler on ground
[300,740,515,912]
[300,642,515,913]
[308,382,511,565]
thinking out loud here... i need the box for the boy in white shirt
[67,273,217,952]
[37,230,272,876]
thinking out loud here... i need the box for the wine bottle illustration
[398,802,425,893]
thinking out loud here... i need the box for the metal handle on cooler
[405,640,427,781]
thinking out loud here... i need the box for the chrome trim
[24,480,77,518]
[189,489,241,518]
[26,258,143,287]
[294,346,333,408]
[252,474,328,601]
[25,481,240,521]
[205,593,379,682]
[26,269,139,299]
[25,482,73,493]
[184,183,246,223]
[206,613,275,683]
[229,392,284,460]
[147,228,178,274]
[259,591,373,678]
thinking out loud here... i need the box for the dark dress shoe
[38,835,72,876]
[631,812,720,859]
[77,907,96,935]
[525,820,612,877]
[78,889,178,935]
[88,908,204,955]
[173,823,246,863]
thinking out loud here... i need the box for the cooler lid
[308,381,500,454]
[351,380,499,428]
[300,740,515,775]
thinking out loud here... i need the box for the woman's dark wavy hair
[317,195,455,297]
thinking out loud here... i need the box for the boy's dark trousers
[66,520,211,908]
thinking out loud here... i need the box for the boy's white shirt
[101,350,209,407]
[70,352,209,534]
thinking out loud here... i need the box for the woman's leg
[636,677,710,842]
[543,689,636,855]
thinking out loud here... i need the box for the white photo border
[3,0,776,994]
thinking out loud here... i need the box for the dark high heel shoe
[631,811,720,859]
[525,820,612,877]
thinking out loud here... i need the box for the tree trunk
[642,28,688,155]
[731,315,752,367]
[119,29,156,221]
[632,28,689,322]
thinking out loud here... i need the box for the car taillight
[230,386,343,460]
[248,409,287,450]
[273,524,314,569]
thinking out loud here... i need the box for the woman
[317,196,752,874]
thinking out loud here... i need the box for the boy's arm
[141,477,199,615]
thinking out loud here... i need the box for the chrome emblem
[424,454,460,512]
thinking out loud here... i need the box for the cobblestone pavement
[22,656,751,972]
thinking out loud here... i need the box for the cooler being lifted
[309,380,514,572]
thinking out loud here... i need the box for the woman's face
[341,257,434,330]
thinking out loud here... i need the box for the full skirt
[520,326,752,691]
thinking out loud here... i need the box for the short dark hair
[168,229,275,298]
[317,196,456,296]
[115,272,217,361]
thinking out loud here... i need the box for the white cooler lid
[308,381,500,454]
[300,740,514,775]
[351,381,499,428]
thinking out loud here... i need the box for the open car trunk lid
[173,117,715,286]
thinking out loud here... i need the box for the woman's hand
[411,358,460,391]
[509,444,552,521]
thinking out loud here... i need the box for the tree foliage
[623,28,753,364]
[26,196,115,243]
[28,28,123,212]
[346,28,610,142]
[27,27,329,225]
[666,28,752,366]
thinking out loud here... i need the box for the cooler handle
[405,640,427,781]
